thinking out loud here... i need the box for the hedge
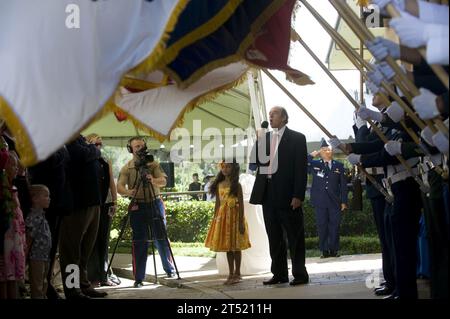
[111,193,377,243]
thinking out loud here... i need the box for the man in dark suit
[308,139,348,258]
[250,106,309,286]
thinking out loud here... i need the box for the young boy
[25,185,52,299]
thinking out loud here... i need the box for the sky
[261,1,368,142]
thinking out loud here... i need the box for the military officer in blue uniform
[308,139,348,258]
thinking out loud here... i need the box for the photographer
[117,137,175,288]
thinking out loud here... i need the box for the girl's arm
[238,184,245,234]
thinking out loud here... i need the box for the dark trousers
[314,206,341,252]
[88,203,113,283]
[389,178,422,299]
[262,182,308,281]
[129,199,174,282]
[421,170,448,299]
[59,206,100,297]
[370,196,396,289]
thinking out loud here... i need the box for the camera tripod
[107,165,181,283]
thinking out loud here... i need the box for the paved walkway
[96,253,432,299]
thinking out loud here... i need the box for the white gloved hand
[328,137,343,149]
[371,0,405,15]
[347,153,362,165]
[385,102,405,123]
[367,68,386,87]
[432,131,449,155]
[365,37,401,61]
[390,12,440,48]
[366,80,382,95]
[353,111,367,129]
[421,127,435,146]
[357,106,384,122]
[384,140,402,156]
[412,88,439,120]
[376,62,396,81]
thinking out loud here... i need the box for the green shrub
[110,197,133,242]
[165,201,215,242]
[303,193,377,238]
[111,193,377,244]
[305,236,380,254]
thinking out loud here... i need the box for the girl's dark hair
[209,161,240,197]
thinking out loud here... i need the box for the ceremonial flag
[115,62,249,140]
[245,0,314,86]
[135,0,293,88]
[0,0,186,166]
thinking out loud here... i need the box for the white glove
[371,0,405,15]
[376,62,396,81]
[421,127,435,146]
[357,106,384,122]
[412,88,439,120]
[347,153,361,165]
[365,37,401,61]
[385,102,404,123]
[384,140,402,156]
[390,12,441,48]
[432,131,449,155]
[366,80,382,95]
[353,111,367,129]
[328,137,343,149]
[367,68,386,87]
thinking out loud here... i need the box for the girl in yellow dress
[204,161,251,285]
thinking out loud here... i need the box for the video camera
[134,146,154,169]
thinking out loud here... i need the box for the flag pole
[384,4,449,89]
[292,32,429,191]
[300,0,423,143]
[262,69,395,202]
[359,5,365,105]
[329,0,449,137]
[300,0,446,139]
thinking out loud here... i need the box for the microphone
[261,121,269,129]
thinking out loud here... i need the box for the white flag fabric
[0,0,185,166]
[115,62,249,139]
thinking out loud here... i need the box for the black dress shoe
[262,277,289,285]
[81,287,108,298]
[329,251,340,257]
[320,251,330,258]
[289,278,309,286]
[46,285,63,299]
[374,286,394,296]
[133,281,144,288]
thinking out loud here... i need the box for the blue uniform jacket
[308,155,348,209]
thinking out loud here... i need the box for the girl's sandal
[230,274,242,284]
[224,275,233,285]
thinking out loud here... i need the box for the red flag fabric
[245,0,314,86]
